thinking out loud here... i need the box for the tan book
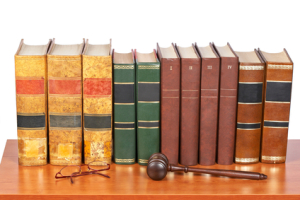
[15,39,51,166]
[47,39,85,165]
[82,39,112,165]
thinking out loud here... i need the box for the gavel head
[147,153,169,180]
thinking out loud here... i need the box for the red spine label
[16,79,44,94]
[49,79,81,94]
[84,78,112,97]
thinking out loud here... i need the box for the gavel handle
[168,164,267,180]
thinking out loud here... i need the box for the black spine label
[266,82,292,102]
[237,123,261,129]
[238,83,263,103]
[114,84,134,103]
[84,115,111,129]
[138,83,160,101]
[17,114,45,128]
[264,121,289,127]
[50,115,81,128]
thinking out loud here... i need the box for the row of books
[159,43,293,166]
[15,39,293,166]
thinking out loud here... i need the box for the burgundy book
[195,43,220,166]
[176,44,201,166]
[213,43,239,165]
[157,43,180,165]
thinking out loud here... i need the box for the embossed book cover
[113,50,136,165]
[135,50,160,166]
[15,39,51,166]
[157,43,180,165]
[82,39,112,165]
[234,50,265,164]
[176,44,201,166]
[196,43,220,166]
[258,49,293,164]
[47,39,85,165]
[213,43,239,165]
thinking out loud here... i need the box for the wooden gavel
[147,153,267,181]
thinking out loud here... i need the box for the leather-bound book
[157,43,180,165]
[113,50,136,165]
[176,44,201,166]
[195,43,220,166]
[234,50,265,164]
[135,50,160,166]
[213,43,238,165]
[258,49,293,164]
[82,39,112,165]
[15,39,51,166]
[47,39,85,165]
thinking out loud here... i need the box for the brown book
[157,44,180,165]
[213,43,238,165]
[176,44,201,166]
[258,49,293,164]
[234,50,265,164]
[195,43,220,166]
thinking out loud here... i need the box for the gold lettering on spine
[115,158,135,163]
[268,64,293,70]
[114,65,134,69]
[138,65,160,69]
[239,65,264,70]
[262,156,286,162]
[235,157,259,163]
[139,159,148,163]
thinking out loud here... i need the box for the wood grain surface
[0,139,300,200]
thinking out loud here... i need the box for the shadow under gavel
[147,153,267,181]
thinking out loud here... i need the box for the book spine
[83,55,112,165]
[180,58,201,166]
[136,62,160,165]
[261,63,293,163]
[217,57,239,165]
[235,64,264,164]
[160,58,180,165]
[15,55,48,166]
[113,64,136,164]
[47,55,82,165]
[199,58,220,165]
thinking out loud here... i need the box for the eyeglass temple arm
[55,172,69,179]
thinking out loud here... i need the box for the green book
[113,50,136,165]
[135,50,160,165]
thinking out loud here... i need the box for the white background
[0,0,299,162]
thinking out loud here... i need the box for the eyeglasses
[55,162,110,183]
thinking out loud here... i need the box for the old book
[135,50,160,166]
[195,43,220,166]
[157,43,180,165]
[234,50,265,164]
[213,43,239,165]
[113,50,136,165]
[82,39,112,165]
[15,39,51,166]
[47,39,85,165]
[258,49,293,164]
[176,44,201,166]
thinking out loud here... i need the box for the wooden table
[0,139,300,199]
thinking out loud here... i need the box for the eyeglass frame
[55,162,110,183]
